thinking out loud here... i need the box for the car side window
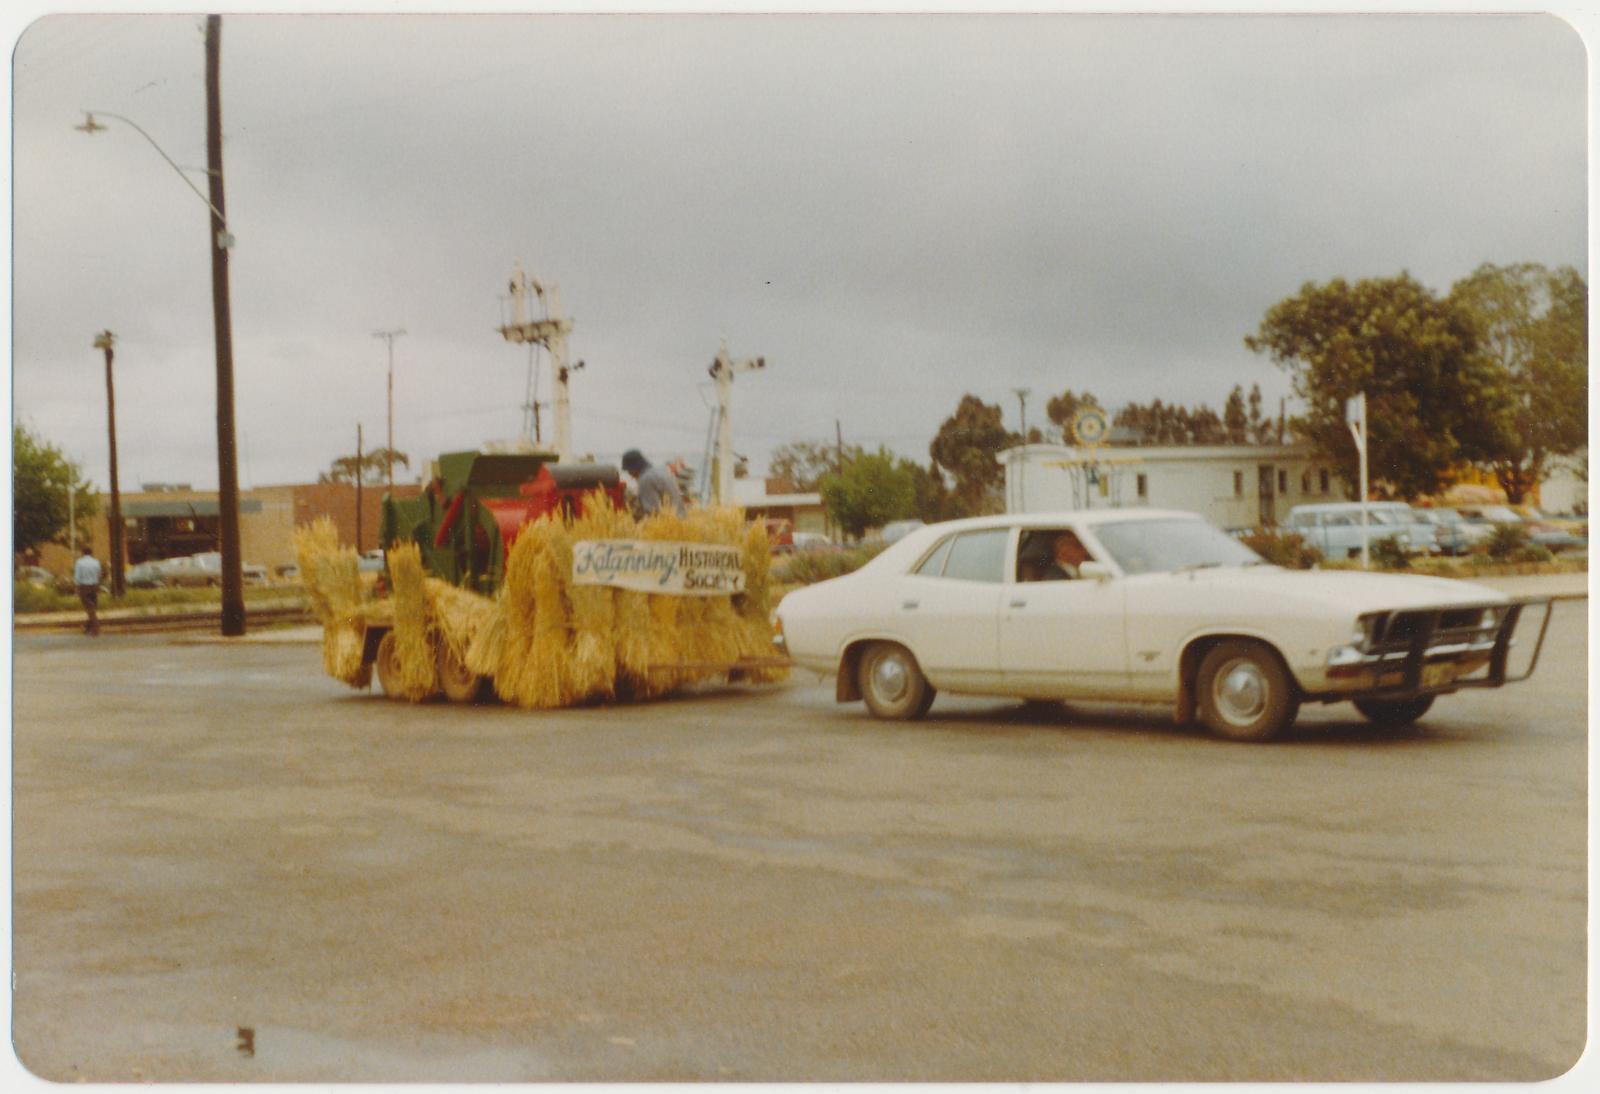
[913,535,956,577]
[1324,513,1355,527]
[937,529,1009,583]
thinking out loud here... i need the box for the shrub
[14,582,66,613]
[1369,535,1410,570]
[1510,544,1555,564]
[774,542,886,586]
[1239,529,1321,569]
[1484,522,1531,560]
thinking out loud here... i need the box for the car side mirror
[1079,561,1113,582]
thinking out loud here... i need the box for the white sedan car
[775,509,1551,741]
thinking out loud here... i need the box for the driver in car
[1020,530,1091,581]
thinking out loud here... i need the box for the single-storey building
[43,481,423,577]
[999,442,1343,529]
[732,477,831,537]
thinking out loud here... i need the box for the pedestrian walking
[73,546,102,636]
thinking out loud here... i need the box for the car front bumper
[1315,597,1553,700]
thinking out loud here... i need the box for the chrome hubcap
[1215,659,1268,724]
[871,653,910,703]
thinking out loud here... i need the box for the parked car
[125,562,166,589]
[157,553,223,587]
[1284,502,1437,558]
[775,509,1549,741]
[790,531,839,552]
[1411,507,1491,557]
[156,552,270,586]
[1456,506,1588,553]
[763,518,796,554]
[16,565,57,588]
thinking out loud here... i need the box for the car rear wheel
[1353,696,1434,726]
[1196,640,1299,742]
[858,642,935,720]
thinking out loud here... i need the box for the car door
[893,527,1008,690]
[997,528,1129,698]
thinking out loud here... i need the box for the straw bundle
[386,542,438,702]
[526,517,577,708]
[735,518,788,682]
[492,522,543,705]
[565,497,623,701]
[293,517,371,687]
[463,594,508,678]
[426,577,498,665]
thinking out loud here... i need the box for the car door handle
[1009,599,1027,608]
[901,600,919,610]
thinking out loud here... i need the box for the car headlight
[1352,612,1383,651]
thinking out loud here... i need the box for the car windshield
[1091,518,1262,575]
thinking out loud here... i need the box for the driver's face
[1055,534,1088,567]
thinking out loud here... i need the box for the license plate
[1421,663,1457,689]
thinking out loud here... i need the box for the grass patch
[14,582,307,615]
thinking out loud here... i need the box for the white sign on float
[571,540,746,595]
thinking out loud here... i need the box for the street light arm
[80,110,228,226]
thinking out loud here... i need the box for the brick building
[40,481,422,576]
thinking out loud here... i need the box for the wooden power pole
[93,330,125,597]
[206,14,245,636]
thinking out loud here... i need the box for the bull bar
[1324,596,1554,700]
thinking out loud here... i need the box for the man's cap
[620,449,647,474]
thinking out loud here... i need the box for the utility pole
[499,264,577,459]
[1013,388,1031,512]
[355,423,364,553]
[835,419,845,474]
[373,328,406,486]
[92,331,125,596]
[205,15,244,636]
[522,343,544,445]
[709,342,766,506]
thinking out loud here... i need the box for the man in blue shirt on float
[620,449,687,518]
[72,546,103,636]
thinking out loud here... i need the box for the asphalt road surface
[10,602,1588,1081]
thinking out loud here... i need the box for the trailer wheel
[374,632,407,699]
[436,638,486,703]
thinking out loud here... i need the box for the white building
[999,442,1342,528]
[1537,451,1588,515]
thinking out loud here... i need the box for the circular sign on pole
[1073,407,1108,446]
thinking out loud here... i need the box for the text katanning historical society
[570,540,746,596]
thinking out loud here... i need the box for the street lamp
[77,15,244,634]
[372,328,406,489]
[76,111,233,250]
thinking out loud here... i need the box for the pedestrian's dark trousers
[77,584,99,635]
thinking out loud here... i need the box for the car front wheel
[1196,640,1299,742]
[1353,696,1434,726]
[858,642,935,720]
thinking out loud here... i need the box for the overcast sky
[7,7,1589,492]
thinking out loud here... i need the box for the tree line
[13,263,1585,556]
[773,261,1586,537]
